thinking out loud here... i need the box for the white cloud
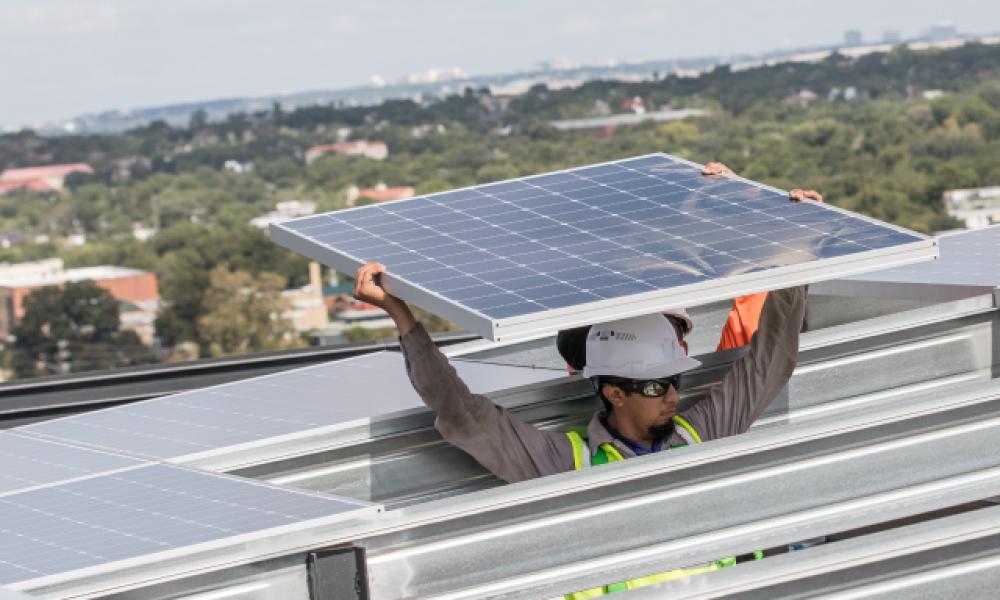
[0,1,120,34]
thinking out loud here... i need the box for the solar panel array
[0,464,375,586]
[3,350,563,588]
[850,225,1000,287]
[22,352,565,462]
[272,153,935,340]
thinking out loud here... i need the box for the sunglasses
[601,375,681,398]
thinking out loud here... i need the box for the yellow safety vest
[563,416,761,598]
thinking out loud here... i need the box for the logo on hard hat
[593,330,637,342]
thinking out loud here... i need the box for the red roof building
[0,180,54,193]
[0,260,159,342]
[0,162,93,193]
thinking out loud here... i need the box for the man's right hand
[353,262,417,335]
[353,262,397,309]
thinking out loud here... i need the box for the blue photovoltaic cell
[275,154,926,327]
[850,225,1000,287]
[0,431,144,495]
[21,352,565,461]
[0,464,374,585]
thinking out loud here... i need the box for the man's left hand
[789,189,823,203]
[702,162,733,176]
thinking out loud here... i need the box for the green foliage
[196,264,303,357]
[11,282,156,377]
[152,223,310,352]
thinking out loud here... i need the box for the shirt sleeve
[398,324,575,483]
[681,286,807,441]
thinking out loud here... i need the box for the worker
[352,169,818,596]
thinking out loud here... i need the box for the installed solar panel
[272,153,937,341]
[850,225,1000,287]
[20,352,565,463]
[0,431,144,496]
[0,464,377,587]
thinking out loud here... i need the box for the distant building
[783,89,819,108]
[316,282,395,344]
[281,262,329,333]
[883,30,901,44]
[347,184,416,204]
[132,223,157,242]
[249,200,317,229]
[400,67,467,85]
[844,30,863,47]
[223,160,252,173]
[304,141,388,164]
[944,186,1000,229]
[929,24,958,42]
[0,259,159,342]
[549,108,708,136]
[622,96,646,115]
[0,162,93,194]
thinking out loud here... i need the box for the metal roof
[4,284,999,598]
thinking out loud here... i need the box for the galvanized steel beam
[630,504,1000,599]
[356,379,1000,599]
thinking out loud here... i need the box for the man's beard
[648,420,675,442]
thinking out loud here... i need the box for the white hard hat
[582,313,702,380]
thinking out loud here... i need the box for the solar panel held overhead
[271,153,937,341]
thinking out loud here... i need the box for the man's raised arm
[353,263,573,483]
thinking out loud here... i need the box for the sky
[2,0,998,129]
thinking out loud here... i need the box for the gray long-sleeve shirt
[399,286,807,484]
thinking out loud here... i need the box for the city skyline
[2,0,998,129]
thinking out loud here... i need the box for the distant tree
[11,282,156,378]
[196,264,301,357]
[63,170,97,191]
[189,109,209,130]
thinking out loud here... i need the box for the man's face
[604,380,681,439]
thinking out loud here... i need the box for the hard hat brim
[583,355,702,380]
